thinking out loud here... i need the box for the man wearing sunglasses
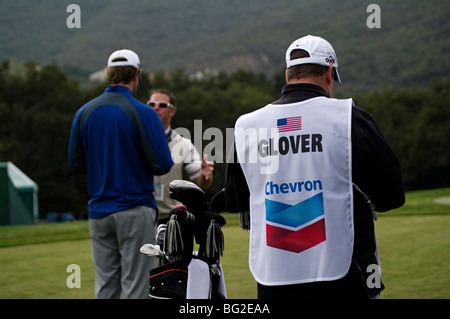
[147,89,214,223]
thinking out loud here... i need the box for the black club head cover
[164,214,184,261]
[169,205,195,224]
[196,211,226,262]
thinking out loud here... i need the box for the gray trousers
[89,206,157,299]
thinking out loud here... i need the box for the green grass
[385,188,450,216]
[376,215,450,299]
[0,239,95,299]
[0,188,449,299]
[0,221,90,248]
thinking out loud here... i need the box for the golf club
[140,243,169,266]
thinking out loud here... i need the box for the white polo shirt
[154,129,202,218]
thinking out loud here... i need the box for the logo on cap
[325,56,335,65]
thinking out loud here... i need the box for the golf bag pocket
[149,261,188,299]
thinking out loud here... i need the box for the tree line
[0,60,448,217]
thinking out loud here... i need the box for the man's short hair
[106,57,137,84]
[151,88,176,106]
[286,49,329,81]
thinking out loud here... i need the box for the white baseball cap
[107,49,140,69]
[286,35,341,84]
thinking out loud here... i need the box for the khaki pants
[89,206,158,299]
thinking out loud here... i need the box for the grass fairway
[375,188,450,299]
[0,188,449,299]
[376,215,450,299]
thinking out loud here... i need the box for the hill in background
[0,0,449,96]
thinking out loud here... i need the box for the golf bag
[140,180,227,299]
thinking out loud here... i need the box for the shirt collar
[105,85,132,94]
[273,83,329,104]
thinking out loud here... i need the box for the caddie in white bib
[235,96,354,285]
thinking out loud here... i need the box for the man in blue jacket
[68,49,173,298]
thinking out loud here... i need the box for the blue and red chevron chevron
[265,192,326,253]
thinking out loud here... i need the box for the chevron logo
[265,192,326,253]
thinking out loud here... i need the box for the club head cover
[169,180,208,212]
[169,206,195,224]
[164,214,184,260]
[204,219,225,260]
[194,211,226,261]
[201,211,226,227]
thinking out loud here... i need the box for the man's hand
[193,154,214,190]
[201,154,214,180]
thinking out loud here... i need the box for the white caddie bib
[234,96,354,285]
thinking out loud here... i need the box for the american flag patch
[277,116,302,132]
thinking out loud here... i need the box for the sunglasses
[146,101,174,108]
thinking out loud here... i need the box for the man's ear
[326,65,333,85]
[136,68,141,80]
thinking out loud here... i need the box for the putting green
[433,196,450,205]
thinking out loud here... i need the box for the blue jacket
[68,85,173,218]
